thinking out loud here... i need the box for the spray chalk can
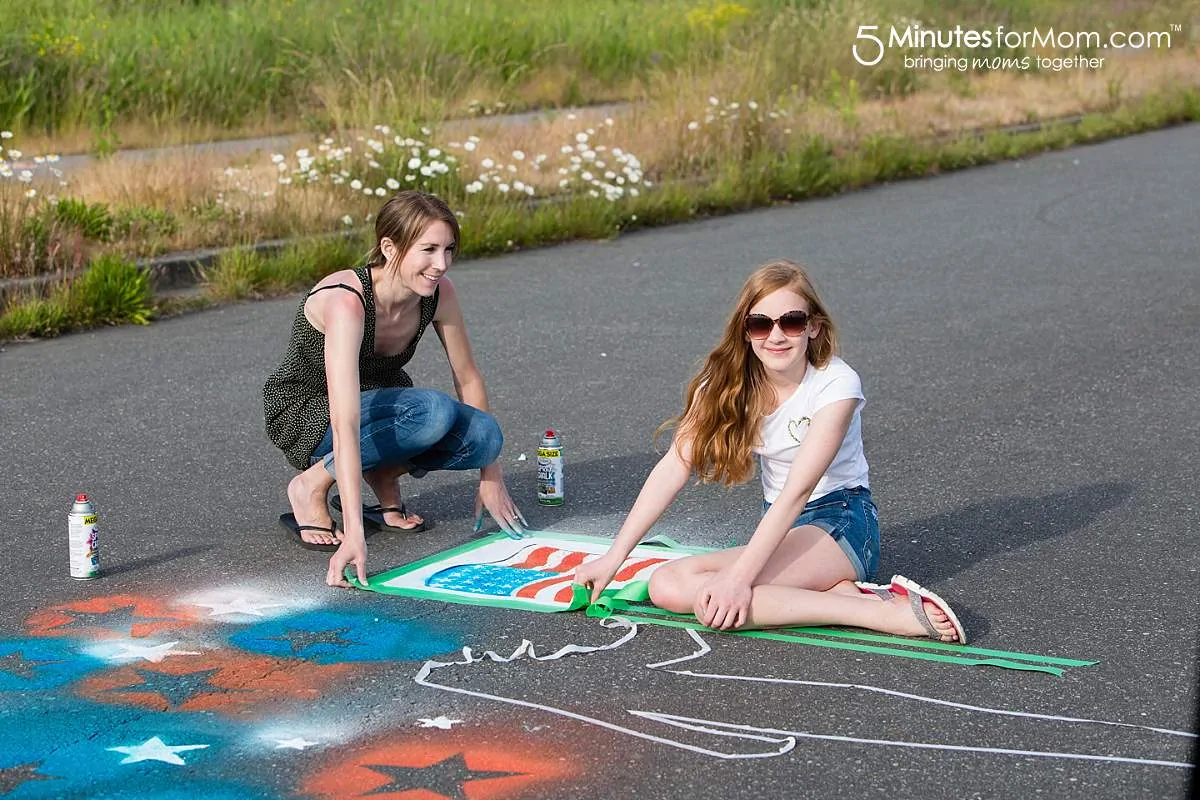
[537,430,564,506]
[68,493,100,579]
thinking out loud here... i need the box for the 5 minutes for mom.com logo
[851,22,1179,71]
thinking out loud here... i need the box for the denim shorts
[763,486,880,582]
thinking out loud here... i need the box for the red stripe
[516,574,575,599]
[510,546,557,569]
[553,585,576,603]
[548,551,589,573]
[613,558,668,581]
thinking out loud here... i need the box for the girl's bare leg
[648,525,958,641]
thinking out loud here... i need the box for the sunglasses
[744,310,810,339]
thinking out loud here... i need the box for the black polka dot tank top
[263,265,440,470]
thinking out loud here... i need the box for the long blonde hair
[663,260,839,486]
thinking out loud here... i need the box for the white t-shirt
[752,356,869,504]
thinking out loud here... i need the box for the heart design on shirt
[787,417,811,443]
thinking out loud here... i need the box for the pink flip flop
[854,580,894,600]
[888,574,969,644]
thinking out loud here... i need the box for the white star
[416,716,463,730]
[274,737,319,750]
[111,641,200,663]
[191,597,287,617]
[107,736,209,765]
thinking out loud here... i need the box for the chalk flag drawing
[414,619,1196,769]
[354,532,703,611]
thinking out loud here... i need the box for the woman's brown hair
[365,190,460,269]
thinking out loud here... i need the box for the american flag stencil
[359,532,701,612]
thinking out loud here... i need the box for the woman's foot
[286,466,339,547]
[364,466,425,530]
[377,505,424,530]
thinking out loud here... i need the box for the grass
[0,1,1197,340]
[6,0,779,152]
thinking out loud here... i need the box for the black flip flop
[330,495,431,533]
[278,512,345,552]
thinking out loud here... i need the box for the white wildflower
[0,131,12,138]
[497,183,510,193]
[271,153,285,163]
[688,121,699,130]
[481,158,494,169]
[512,150,525,160]
[408,157,422,169]
[708,96,719,105]
[428,147,441,157]
[386,178,400,190]
[575,132,589,143]
[463,141,476,151]
[350,179,363,190]
[375,187,386,196]
[342,215,354,226]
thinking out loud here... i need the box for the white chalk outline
[413,618,795,760]
[414,621,1196,768]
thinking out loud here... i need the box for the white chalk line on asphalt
[413,620,1195,768]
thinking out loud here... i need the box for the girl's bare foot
[286,465,339,546]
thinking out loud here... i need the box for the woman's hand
[476,465,527,538]
[695,573,753,630]
[326,536,368,588]
[573,552,625,603]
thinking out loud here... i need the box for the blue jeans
[309,387,503,476]
[763,487,880,582]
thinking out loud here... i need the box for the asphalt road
[2,123,1197,800]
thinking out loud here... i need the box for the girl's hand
[695,574,753,630]
[573,552,624,603]
[326,536,368,588]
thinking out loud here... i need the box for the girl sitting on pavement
[573,260,966,642]
[264,190,526,587]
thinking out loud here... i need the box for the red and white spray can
[68,493,100,579]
